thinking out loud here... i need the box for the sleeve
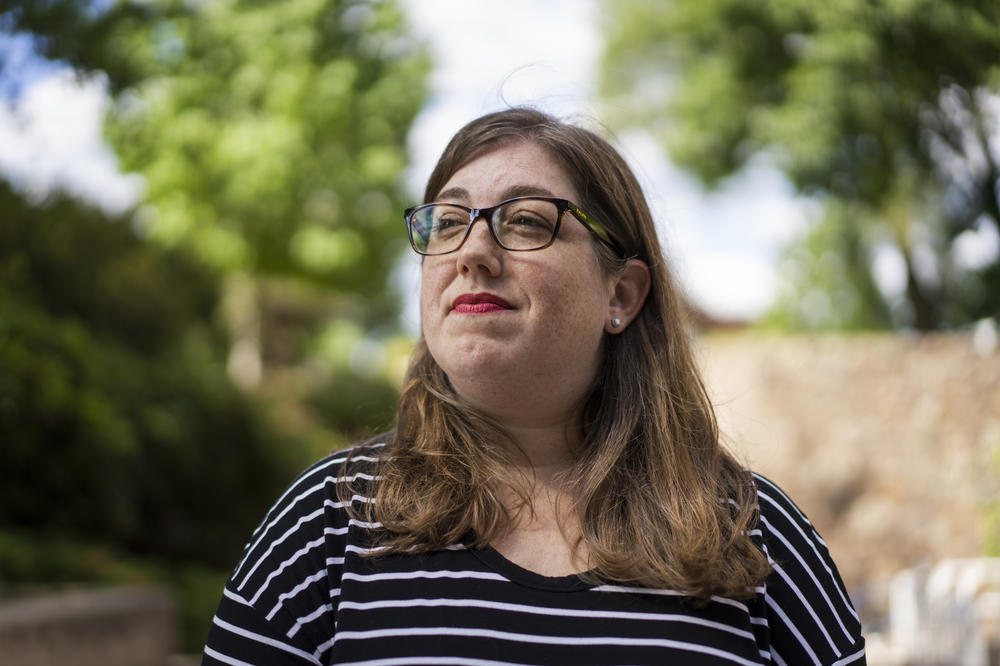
[202,444,381,666]
[753,474,867,666]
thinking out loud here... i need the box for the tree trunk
[900,248,938,331]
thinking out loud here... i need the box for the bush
[0,293,313,567]
[0,184,315,564]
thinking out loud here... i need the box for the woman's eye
[511,214,545,227]
[503,210,553,230]
[434,216,466,232]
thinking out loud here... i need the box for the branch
[972,89,1000,228]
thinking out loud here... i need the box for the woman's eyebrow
[501,185,555,200]
[433,184,557,204]
[435,186,469,202]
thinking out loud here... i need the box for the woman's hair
[344,107,771,599]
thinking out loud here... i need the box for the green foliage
[602,0,1000,330]
[0,0,158,90]
[985,445,1000,558]
[170,563,232,654]
[0,184,316,565]
[0,530,155,586]
[0,183,332,650]
[0,0,425,649]
[762,202,892,330]
[308,368,399,438]
[0,181,217,354]
[4,0,428,318]
[150,1,420,302]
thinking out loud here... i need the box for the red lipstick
[451,292,514,314]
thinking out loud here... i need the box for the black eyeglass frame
[404,196,626,257]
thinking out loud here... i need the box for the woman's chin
[439,349,522,385]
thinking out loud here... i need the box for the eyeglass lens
[409,199,560,255]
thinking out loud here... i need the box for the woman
[203,108,866,665]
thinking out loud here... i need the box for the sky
[397,0,820,327]
[0,0,826,326]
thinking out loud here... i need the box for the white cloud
[0,69,143,213]
[872,242,908,299]
[681,251,779,321]
[620,130,814,320]
[952,216,1000,272]
[400,0,601,195]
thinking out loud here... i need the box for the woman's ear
[605,258,650,333]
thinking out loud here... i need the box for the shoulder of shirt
[748,476,866,657]
[748,471,837,567]
[243,432,390,535]
[227,434,389,578]
[290,431,390,488]
[750,472,812,529]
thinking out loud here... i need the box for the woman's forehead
[433,140,579,203]
[434,183,556,205]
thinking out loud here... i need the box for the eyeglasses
[404,196,625,257]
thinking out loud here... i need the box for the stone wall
[0,586,176,666]
[698,333,1000,622]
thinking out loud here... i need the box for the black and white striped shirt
[202,441,866,665]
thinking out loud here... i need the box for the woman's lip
[451,292,514,312]
[453,302,510,314]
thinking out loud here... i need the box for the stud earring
[611,317,622,328]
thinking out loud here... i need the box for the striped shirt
[202,441,866,665]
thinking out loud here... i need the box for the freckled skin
[420,141,616,426]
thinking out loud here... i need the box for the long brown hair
[345,108,771,600]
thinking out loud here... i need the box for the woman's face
[420,140,616,420]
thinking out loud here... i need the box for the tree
[0,0,429,526]
[0,181,320,651]
[0,0,427,648]
[601,0,1000,330]
[3,0,428,371]
[5,0,426,281]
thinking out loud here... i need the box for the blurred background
[0,0,997,663]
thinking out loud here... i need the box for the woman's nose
[456,217,502,276]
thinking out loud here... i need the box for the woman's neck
[447,367,592,475]
[508,421,579,469]
[490,428,591,577]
